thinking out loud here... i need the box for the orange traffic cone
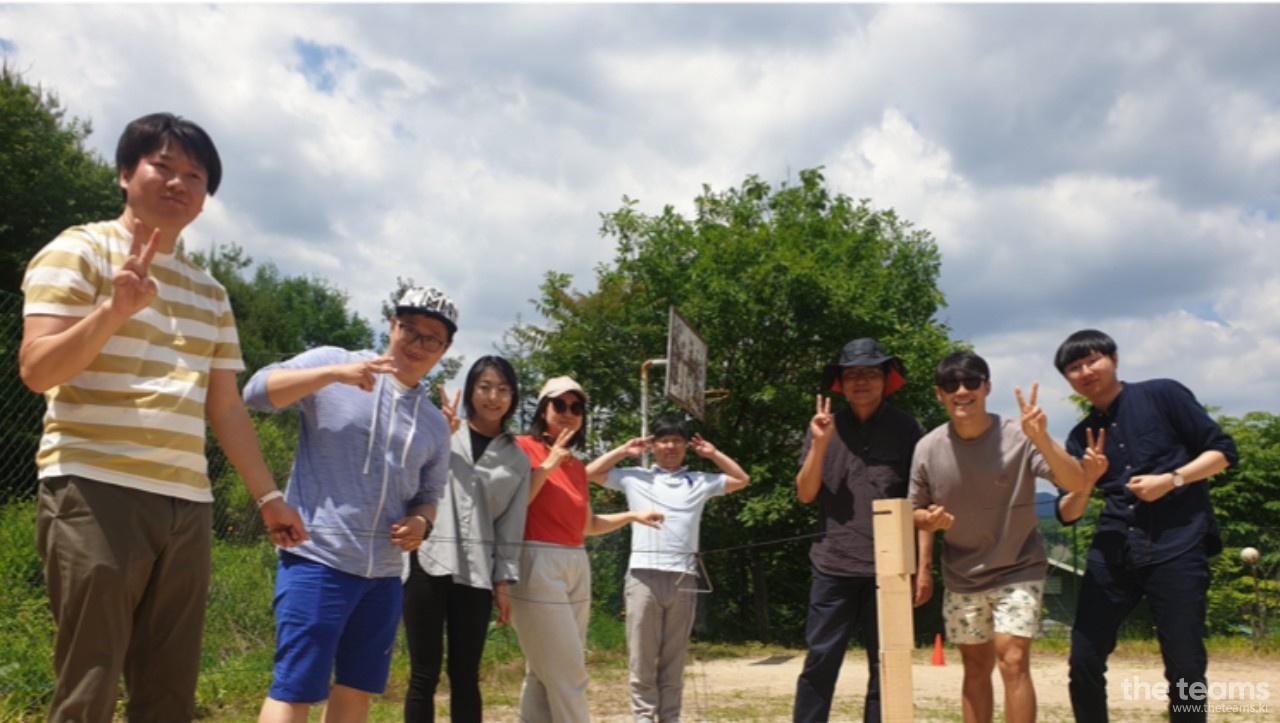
[932,633,946,666]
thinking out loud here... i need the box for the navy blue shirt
[1061,379,1237,567]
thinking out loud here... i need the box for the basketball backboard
[664,307,707,419]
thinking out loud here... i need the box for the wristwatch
[1170,471,1186,488]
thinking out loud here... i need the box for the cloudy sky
[4,3,1278,441]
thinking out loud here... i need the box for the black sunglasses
[939,377,986,394]
[549,397,586,416]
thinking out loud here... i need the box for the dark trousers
[1069,544,1210,722]
[36,476,212,723]
[794,569,881,723]
[402,562,495,722]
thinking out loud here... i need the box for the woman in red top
[509,376,663,723]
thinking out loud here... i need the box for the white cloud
[3,3,1278,426]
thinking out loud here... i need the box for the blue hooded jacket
[244,346,449,578]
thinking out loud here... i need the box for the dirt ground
[483,649,1280,722]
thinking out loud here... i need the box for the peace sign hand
[109,220,161,320]
[809,395,834,443]
[541,428,576,472]
[1082,427,1108,485]
[437,383,462,434]
[1015,382,1049,444]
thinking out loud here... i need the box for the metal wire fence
[2,287,1277,718]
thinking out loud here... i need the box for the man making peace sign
[909,351,1088,723]
[20,112,306,722]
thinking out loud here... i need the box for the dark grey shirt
[800,403,924,577]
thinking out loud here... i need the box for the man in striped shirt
[20,112,307,723]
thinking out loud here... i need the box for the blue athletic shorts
[268,552,404,703]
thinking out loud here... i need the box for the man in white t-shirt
[587,415,750,722]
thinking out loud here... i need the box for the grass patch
[4,499,1279,722]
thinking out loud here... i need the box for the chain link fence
[0,289,301,718]
[2,287,1276,717]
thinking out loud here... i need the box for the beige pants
[509,543,592,723]
[37,476,212,723]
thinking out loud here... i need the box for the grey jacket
[411,426,531,589]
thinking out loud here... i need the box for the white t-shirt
[605,465,728,574]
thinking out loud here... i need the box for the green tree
[1,65,121,500]
[1206,411,1280,638]
[189,243,376,375]
[1,63,119,293]
[513,168,958,643]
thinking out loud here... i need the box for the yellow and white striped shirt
[22,220,244,502]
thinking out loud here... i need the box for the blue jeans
[1069,544,1210,722]
[794,568,880,723]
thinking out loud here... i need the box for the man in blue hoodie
[245,286,457,722]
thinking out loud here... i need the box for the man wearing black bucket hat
[793,338,925,723]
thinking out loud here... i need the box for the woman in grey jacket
[403,355,531,722]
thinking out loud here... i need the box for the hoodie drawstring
[362,374,382,475]
[401,394,422,468]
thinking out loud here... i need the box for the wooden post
[873,498,915,722]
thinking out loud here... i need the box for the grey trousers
[36,476,212,723]
[625,568,698,722]
[509,543,592,723]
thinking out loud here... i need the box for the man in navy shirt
[1055,329,1237,723]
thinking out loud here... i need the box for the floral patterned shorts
[942,580,1043,644]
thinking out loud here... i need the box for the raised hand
[437,383,462,434]
[1082,427,1108,485]
[1015,382,1048,443]
[109,220,161,320]
[622,436,650,458]
[333,356,397,392]
[689,433,717,458]
[541,428,576,471]
[809,395,834,443]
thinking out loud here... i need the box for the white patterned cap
[395,286,458,336]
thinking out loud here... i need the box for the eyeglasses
[475,383,513,399]
[396,322,447,353]
[938,377,986,394]
[549,397,585,416]
[1064,353,1106,379]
